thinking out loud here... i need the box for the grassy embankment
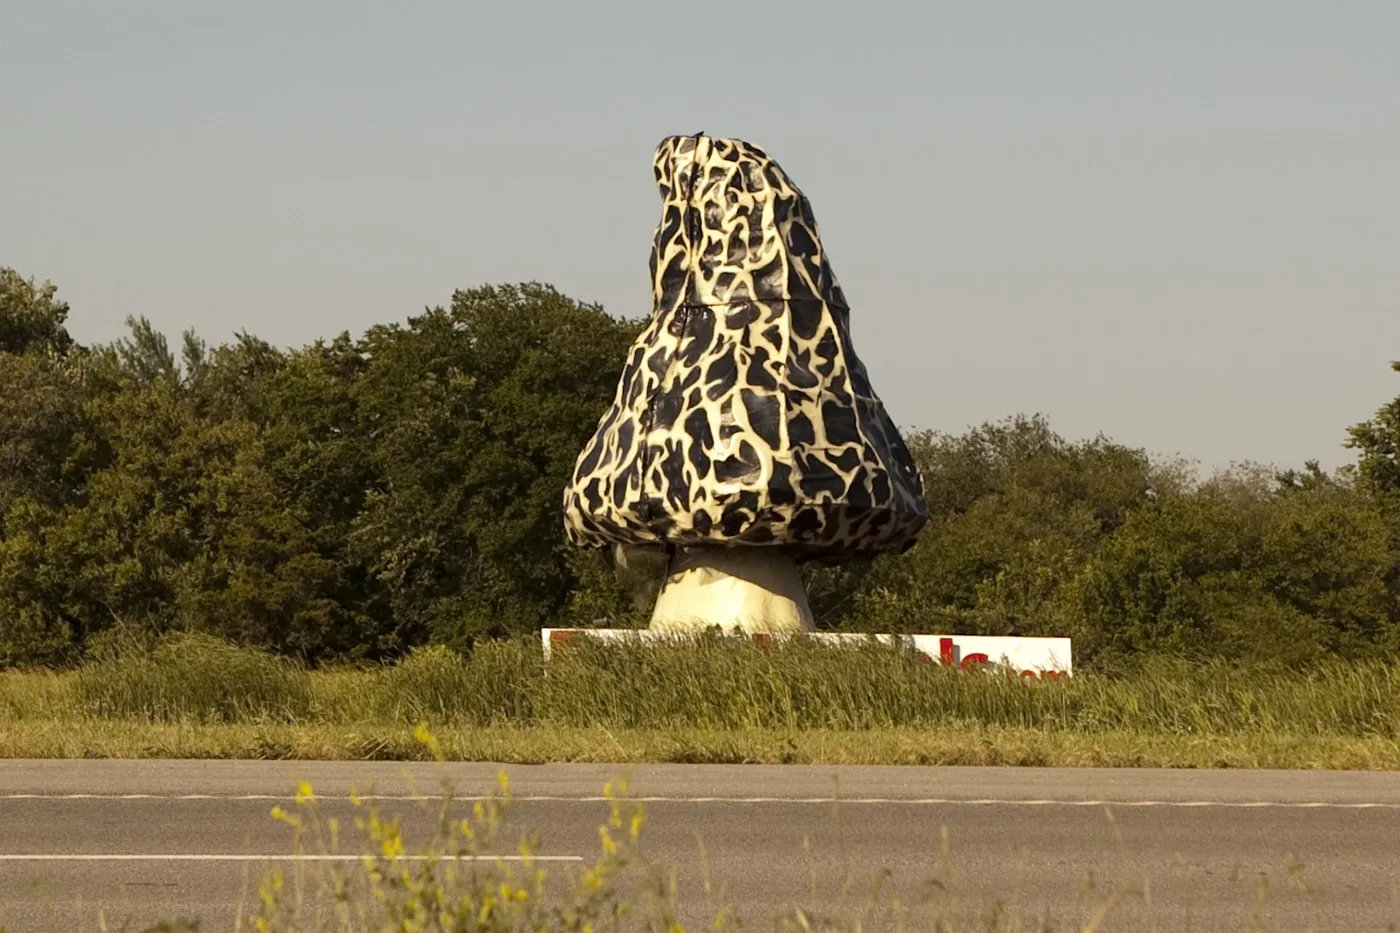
[2,632,1399,768]
[2,635,1389,926]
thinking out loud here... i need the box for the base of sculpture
[649,546,816,634]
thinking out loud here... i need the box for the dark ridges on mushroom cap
[564,135,928,561]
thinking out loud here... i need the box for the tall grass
[68,632,315,722]
[532,635,1400,737]
[4,631,1399,742]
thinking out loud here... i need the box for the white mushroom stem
[648,546,816,634]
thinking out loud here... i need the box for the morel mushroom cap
[564,134,927,560]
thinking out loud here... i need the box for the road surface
[2,761,1399,931]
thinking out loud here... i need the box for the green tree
[0,312,355,663]
[1348,362,1400,515]
[0,379,347,663]
[0,269,91,522]
[0,268,74,357]
[1075,465,1395,664]
[346,283,642,648]
[0,354,88,518]
[816,415,1176,638]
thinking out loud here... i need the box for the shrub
[70,631,313,722]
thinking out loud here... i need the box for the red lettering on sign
[543,630,1069,679]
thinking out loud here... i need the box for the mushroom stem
[649,547,816,634]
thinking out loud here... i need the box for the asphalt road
[3,761,1400,931]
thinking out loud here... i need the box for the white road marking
[0,854,581,862]
[1,793,1398,809]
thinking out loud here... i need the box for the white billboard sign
[540,629,1072,678]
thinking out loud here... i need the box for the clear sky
[3,1,1397,473]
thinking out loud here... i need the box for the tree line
[3,266,1399,668]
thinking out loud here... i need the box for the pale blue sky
[3,1,1397,471]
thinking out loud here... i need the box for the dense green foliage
[2,265,1399,668]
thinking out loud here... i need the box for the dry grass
[2,632,1399,768]
[0,720,1397,770]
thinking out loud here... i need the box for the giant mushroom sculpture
[564,134,928,633]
